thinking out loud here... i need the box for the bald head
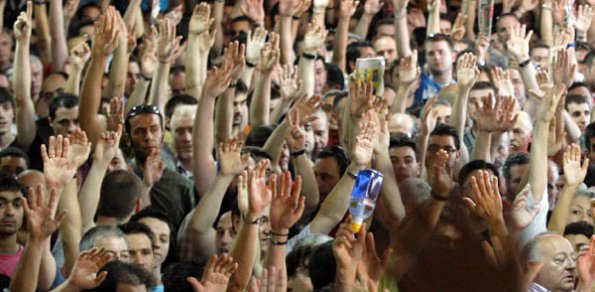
[388,113,415,136]
[17,170,45,190]
[522,233,576,291]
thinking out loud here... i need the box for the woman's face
[567,195,593,225]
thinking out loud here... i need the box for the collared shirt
[175,158,193,181]
[527,282,549,292]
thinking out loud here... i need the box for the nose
[132,253,145,266]
[4,204,15,217]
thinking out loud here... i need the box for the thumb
[187,277,205,291]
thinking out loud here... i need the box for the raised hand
[333,220,366,269]
[202,61,233,99]
[475,33,490,62]
[258,36,280,74]
[577,236,595,287]
[351,111,377,167]
[93,125,122,164]
[552,49,576,87]
[13,2,32,43]
[92,6,121,58]
[349,76,375,118]
[427,0,439,12]
[64,0,80,21]
[451,13,468,41]
[225,41,246,81]
[364,0,383,16]
[143,148,164,188]
[67,248,112,290]
[286,109,307,151]
[155,19,183,64]
[506,24,532,62]
[69,41,92,71]
[473,95,518,133]
[291,95,323,123]
[241,0,265,25]
[140,31,158,78]
[397,51,421,87]
[491,67,514,97]
[270,171,305,232]
[393,0,408,12]
[187,254,238,292]
[105,97,124,132]
[68,128,92,170]
[427,149,452,198]
[421,96,439,133]
[508,184,540,231]
[244,160,273,222]
[313,0,329,9]
[372,102,389,155]
[126,25,138,55]
[189,3,213,36]
[164,5,183,26]
[563,144,589,187]
[303,20,328,53]
[338,0,359,19]
[462,170,504,226]
[535,84,566,123]
[218,139,249,177]
[456,53,479,89]
[23,185,66,241]
[575,5,593,36]
[246,28,267,65]
[279,65,302,103]
[42,135,77,188]
[359,233,393,291]
[279,0,301,17]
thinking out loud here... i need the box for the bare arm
[49,0,68,71]
[33,2,52,64]
[105,13,129,100]
[540,0,554,46]
[149,19,182,113]
[354,0,383,39]
[186,3,214,100]
[391,53,419,114]
[249,35,279,126]
[58,179,81,278]
[426,0,441,36]
[393,0,412,57]
[278,0,297,66]
[300,21,327,96]
[332,0,357,74]
[64,43,91,96]
[215,88,235,143]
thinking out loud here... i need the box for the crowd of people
[0,0,594,290]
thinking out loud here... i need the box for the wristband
[347,171,358,179]
[567,42,576,48]
[229,82,237,88]
[290,149,306,157]
[270,238,288,245]
[141,74,152,81]
[270,231,289,236]
[293,15,301,20]
[302,52,317,60]
[246,61,256,68]
[241,215,262,225]
[430,191,449,201]
[33,0,47,5]
[518,59,531,68]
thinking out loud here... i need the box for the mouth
[562,274,575,283]
[1,219,16,226]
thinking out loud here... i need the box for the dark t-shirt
[23,118,53,171]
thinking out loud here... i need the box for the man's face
[433,104,451,125]
[233,94,248,128]
[0,156,27,176]
[373,37,398,64]
[216,212,236,254]
[439,19,452,35]
[359,46,376,59]
[507,163,528,197]
[171,109,195,161]
[564,234,590,253]
[568,195,593,225]
[530,47,550,70]
[0,102,13,135]
[509,112,532,153]
[534,235,576,292]
[497,16,519,45]
[169,72,186,96]
[0,32,12,67]
[314,59,327,94]
[376,24,395,37]
[425,40,454,77]
[468,88,493,118]
[0,191,24,236]
[567,102,591,132]
[389,146,420,182]
[129,114,164,161]
[96,236,130,262]
[40,75,66,106]
[138,217,170,267]
[51,106,80,136]
[230,20,250,39]
[303,123,315,154]
[126,233,155,272]
[126,62,140,96]
[314,157,341,199]
[311,116,329,158]
[426,135,459,170]
[80,5,101,21]
[509,69,526,106]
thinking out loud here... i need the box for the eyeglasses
[427,145,457,154]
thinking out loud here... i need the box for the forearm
[106,41,129,99]
[529,122,549,202]
[462,0,476,39]
[192,97,217,195]
[239,67,255,89]
[80,56,108,144]
[394,11,412,57]
[64,67,84,96]
[390,85,412,113]
[262,122,289,173]
[79,160,109,233]
[249,73,272,126]
[376,152,405,225]
[185,36,202,99]
[450,87,470,139]
[264,233,288,291]
[291,154,320,216]
[270,100,292,125]
[312,7,326,30]
[334,267,357,292]
[215,88,235,143]
[10,239,46,292]
[59,180,82,277]
[298,58,315,97]
[547,184,580,233]
[353,14,374,40]
[228,223,259,292]
[148,62,171,113]
[49,0,68,71]
[332,17,350,73]
[34,4,52,64]
[190,174,233,234]
[39,244,58,291]
[471,131,492,161]
[213,1,225,54]
[14,39,36,151]
[427,9,440,36]
[280,17,295,65]
[416,129,429,176]
[540,3,554,46]
[125,79,151,114]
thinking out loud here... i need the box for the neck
[96,216,121,226]
[153,266,162,284]
[432,70,453,84]
[177,155,193,171]
[0,132,14,150]
[0,233,19,255]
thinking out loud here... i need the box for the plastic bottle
[348,169,384,233]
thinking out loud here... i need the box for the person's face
[376,24,395,37]
[128,114,164,161]
[0,33,12,67]
[216,212,236,254]
[126,62,140,96]
[0,191,24,236]
[389,146,420,182]
[373,37,398,64]
[468,88,493,118]
[171,112,195,161]
[0,156,27,176]
[80,5,101,21]
[280,143,290,171]
[497,16,519,45]
[303,123,315,154]
[138,217,170,267]
[359,46,376,59]
[589,137,595,161]
[530,47,550,70]
[230,20,250,39]
[116,284,147,292]
[0,102,14,134]
[439,19,452,35]
[564,234,590,254]
[125,233,155,272]
[534,235,576,291]
[433,104,451,125]
[509,113,532,153]
[567,195,593,225]
[311,116,329,158]
[425,40,455,76]
[508,69,526,106]
[314,60,327,94]
[547,162,560,208]
[40,75,66,106]
[95,236,130,262]
[426,135,459,170]
[51,106,80,136]
[567,102,591,132]
[507,163,528,197]
[169,72,186,96]
[233,94,248,128]
[314,157,341,199]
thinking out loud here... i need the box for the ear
[134,198,142,213]
[455,150,461,162]
[451,51,457,63]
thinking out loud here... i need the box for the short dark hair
[97,170,142,221]
[125,104,164,135]
[0,147,29,168]
[389,133,417,157]
[165,94,197,121]
[231,15,253,25]
[0,87,14,110]
[346,41,374,72]
[471,81,496,93]
[287,245,313,278]
[424,33,454,51]
[317,146,351,176]
[86,261,155,292]
[584,50,595,68]
[565,94,591,109]
[130,207,173,233]
[162,260,206,292]
[585,122,595,150]
[503,152,530,189]
[308,241,336,290]
[325,62,345,90]
[245,125,276,147]
[569,82,590,91]
[429,124,461,150]
[564,221,594,238]
[49,93,79,120]
[0,171,25,196]
[458,160,500,186]
[119,221,155,248]
[241,146,273,161]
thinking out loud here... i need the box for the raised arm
[185,3,214,100]
[125,36,157,114]
[471,95,518,162]
[105,11,129,100]
[13,3,37,151]
[58,179,81,278]
[278,0,299,65]
[49,0,68,71]
[506,25,539,116]
[299,21,327,96]
[270,65,302,124]
[51,248,112,292]
[312,0,329,29]
[391,52,420,114]
[33,1,52,64]
[250,35,278,126]
[332,0,358,73]
[79,7,120,145]
[416,96,438,175]
[64,42,91,96]
[393,0,412,57]
[241,28,267,88]
[354,0,383,39]
[426,0,440,36]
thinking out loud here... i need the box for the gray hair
[80,225,126,251]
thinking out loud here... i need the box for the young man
[389,134,421,183]
[119,222,156,274]
[415,34,457,104]
[565,94,592,133]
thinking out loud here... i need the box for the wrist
[244,213,263,223]
[271,228,289,236]
[27,235,49,245]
